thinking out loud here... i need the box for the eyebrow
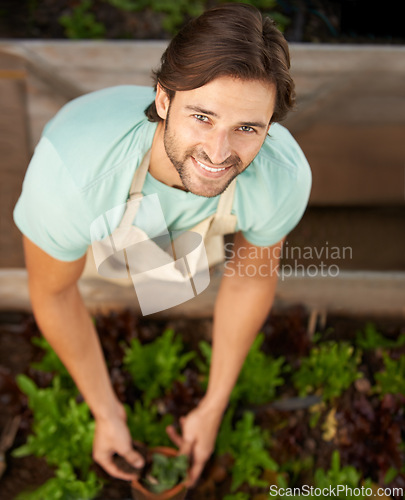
[185,105,268,129]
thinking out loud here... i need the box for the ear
[155,83,171,120]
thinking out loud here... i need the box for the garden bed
[0,307,404,499]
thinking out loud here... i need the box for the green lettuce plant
[216,409,278,491]
[231,334,286,405]
[15,462,102,500]
[123,328,195,404]
[355,323,405,350]
[30,336,75,389]
[13,375,94,473]
[13,374,103,499]
[198,333,286,406]
[59,0,106,39]
[223,494,250,500]
[375,353,405,397]
[126,400,174,447]
[313,450,372,498]
[292,341,362,403]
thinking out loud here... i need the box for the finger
[185,458,205,487]
[178,416,193,455]
[96,455,137,481]
[122,448,145,470]
[179,438,193,457]
[166,425,193,458]
[166,425,183,449]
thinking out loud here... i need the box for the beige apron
[83,149,237,288]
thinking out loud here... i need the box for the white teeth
[196,158,227,172]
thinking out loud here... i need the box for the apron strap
[128,149,151,199]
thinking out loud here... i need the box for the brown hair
[145,3,295,123]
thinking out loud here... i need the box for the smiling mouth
[194,157,231,173]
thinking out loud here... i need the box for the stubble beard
[163,111,245,198]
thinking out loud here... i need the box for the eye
[239,126,255,134]
[194,114,209,123]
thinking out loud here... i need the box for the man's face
[157,76,277,197]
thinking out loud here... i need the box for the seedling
[123,329,195,404]
[375,353,405,397]
[143,453,188,494]
[292,341,362,403]
[355,323,405,350]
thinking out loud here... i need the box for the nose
[204,129,232,165]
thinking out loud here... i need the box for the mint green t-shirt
[14,85,311,262]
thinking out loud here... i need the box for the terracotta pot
[131,446,188,500]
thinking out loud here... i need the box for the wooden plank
[0,52,30,268]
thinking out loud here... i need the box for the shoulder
[42,85,157,189]
[234,124,312,246]
[256,123,311,180]
[238,123,311,205]
[45,85,155,134]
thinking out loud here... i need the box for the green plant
[144,453,188,494]
[216,409,278,491]
[15,462,102,500]
[232,0,290,31]
[13,375,94,473]
[375,353,405,397]
[384,466,398,484]
[292,341,362,403]
[105,0,289,36]
[223,494,250,500]
[13,374,102,499]
[313,450,372,498]
[126,400,174,447]
[31,336,74,388]
[123,329,195,403]
[105,0,204,34]
[195,339,211,377]
[198,334,286,406]
[231,333,286,405]
[355,323,405,350]
[59,0,106,39]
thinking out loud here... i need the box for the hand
[166,400,223,487]
[93,405,144,481]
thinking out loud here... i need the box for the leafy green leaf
[13,375,94,473]
[223,494,250,500]
[16,461,102,500]
[216,409,277,491]
[59,0,106,39]
[355,323,405,350]
[230,333,286,405]
[375,353,405,397]
[314,450,373,497]
[123,329,194,403]
[292,341,362,403]
[145,453,188,494]
[198,334,286,405]
[126,401,174,447]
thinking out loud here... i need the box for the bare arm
[168,232,282,485]
[23,235,144,479]
[204,231,281,411]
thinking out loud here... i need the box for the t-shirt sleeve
[241,156,312,247]
[13,137,92,261]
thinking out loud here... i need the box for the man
[14,3,311,488]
